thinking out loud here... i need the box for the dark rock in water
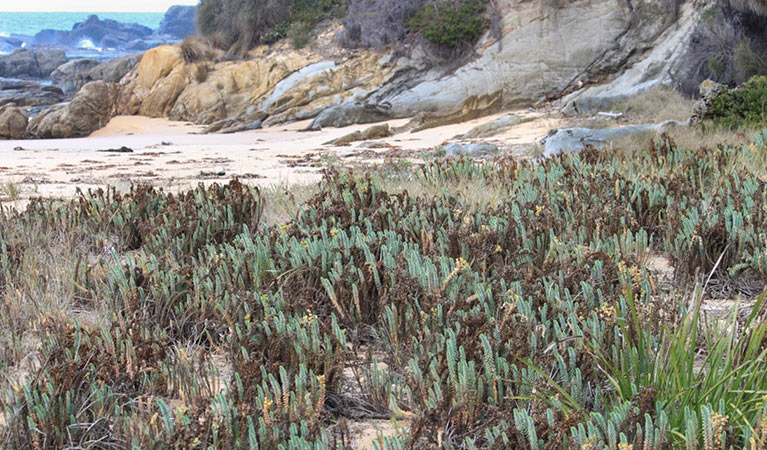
[308,102,392,130]
[443,142,500,156]
[0,37,24,53]
[33,15,152,49]
[0,79,65,108]
[156,6,197,39]
[125,39,162,51]
[99,146,133,153]
[98,35,129,50]
[0,49,68,78]
[50,59,102,94]
[0,106,29,139]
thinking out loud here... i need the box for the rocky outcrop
[156,6,197,39]
[27,81,121,139]
[120,43,397,127]
[563,1,700,110]
[0,49,68,78]
[0,106,28,139]
[16,0,708,139]
[395,91,503,133]
[33,15,152,50]
[0,79,65,107]
[108,0,697,133]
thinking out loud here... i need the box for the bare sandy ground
[0,110,562,206]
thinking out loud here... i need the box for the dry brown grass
[260,182,319,225]
[180,36,219,63]
[611,87,695,123]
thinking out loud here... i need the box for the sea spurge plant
[1,135,767,447]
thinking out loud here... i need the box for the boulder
[325,123,391,145]
[309,102,392,130]
[156,6,197,39]
[88,54,142,83]
[50,59,102,93]
[0,106,28,139]
[541,121,687,157]
[0,79,65,107]
[0,49,68,78]
[443,142,500,156]
[27,81,120,139]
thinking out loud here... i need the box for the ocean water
[0,12,164,37]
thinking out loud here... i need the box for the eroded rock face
[395,91,503,133]
[15,0,696,139]
[0,106,28,139]
[120,43,397,127]
[0,49,68,79]
[28,81,121,139]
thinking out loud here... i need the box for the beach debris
[98,146,134,153]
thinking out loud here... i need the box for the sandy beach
[0,110,562,205]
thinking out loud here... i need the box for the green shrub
[287,21,313,48]
[196,0,347,54]
[406,0,489,47]
[707,75,767,127]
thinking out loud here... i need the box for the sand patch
[0,111,563,207]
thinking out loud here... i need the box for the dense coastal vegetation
[3,0,767,448]
[1,127,766,447]
[196,0,493,53]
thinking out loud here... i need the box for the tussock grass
[611,87,695,123]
